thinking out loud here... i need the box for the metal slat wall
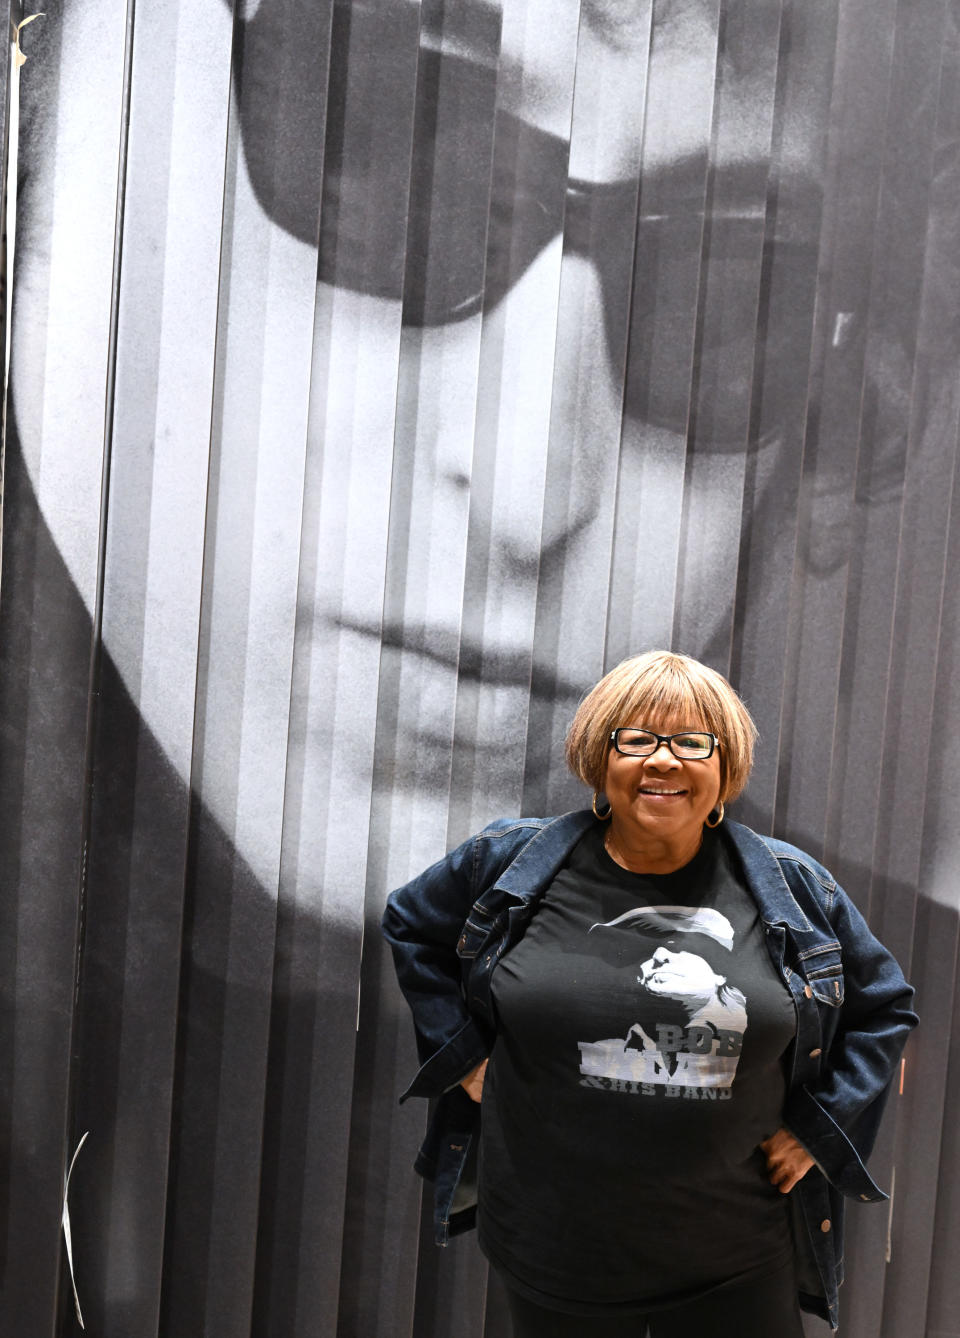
[73,0,235,1327]
[0,1,957,1335]
[0,1,131,1332]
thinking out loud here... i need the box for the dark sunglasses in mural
[228,0,828,442]
[226,0,911,574]
[609,729,718,760]
[319,104,825,448]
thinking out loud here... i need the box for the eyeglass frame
[608,728,719,760]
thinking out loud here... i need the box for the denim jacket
[382,811,918,1330]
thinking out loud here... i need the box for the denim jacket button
[820,1219,832,1233]
[809,1048,822,1058]
[803,984,813,998]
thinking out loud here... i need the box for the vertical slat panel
[826,5,955,1335]
[774,5,950,1325]
[0,0,16,421]
[158,0,329,1331]
[523,0,657,816]
[672,0,784,672]
[280,297,402,1336]
[229,0,347,1329]
[861,8,951,933]
[448,0,581,845]
[826,0,948,906]
[400,2,509,1327]
[256,0,470,1326]
[920,442,960,1326]
[68,2,236,1335]
[727,0,839,833]
[773,0,901,856]
[912,22,960,1336]
[389,0,505,862]
[608,0,718,668]
[916,901,960,1338]
[0,3,128,1332]
[309,3,427,1335]
[868,7,959,1335]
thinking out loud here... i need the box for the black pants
[503,1258,805,1338]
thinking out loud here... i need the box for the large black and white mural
[0,0,958,1335]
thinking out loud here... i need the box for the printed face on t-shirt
[638,944,725,1011]
[578,906,749,1092]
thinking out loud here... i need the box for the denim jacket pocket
[457,902,497,959]
[799,944,845,1006]
[805,965,844,1007]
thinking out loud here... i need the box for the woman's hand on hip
[759,1127,815,1193]
[460,1059,488,1103]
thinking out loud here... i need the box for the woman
[382,651,917,1336]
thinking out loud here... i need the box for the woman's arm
[802,885,916,1124]
[782,882,918,1197]
[381,819,536,1100]
[381,832,489,1098]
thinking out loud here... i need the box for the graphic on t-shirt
[578,906,747,1093]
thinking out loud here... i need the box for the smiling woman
[566,653,756,871]
[383,651,918,1335]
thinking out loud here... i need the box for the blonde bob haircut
[565,651,758,804]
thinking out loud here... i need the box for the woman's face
[603,718,722,850]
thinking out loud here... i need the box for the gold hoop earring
[705,801,724,828]
[592,791,612,820]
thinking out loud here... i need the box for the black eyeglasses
[609,728,718,760]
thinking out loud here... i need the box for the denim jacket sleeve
[381,819,538,1102]
[776,859,918,1197]
[381,833,490,1101]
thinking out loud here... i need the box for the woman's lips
[637,788,687,801]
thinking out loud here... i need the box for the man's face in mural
[13,0,904,873]
[294,0,833,841]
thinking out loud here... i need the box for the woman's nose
[645,742,680,767]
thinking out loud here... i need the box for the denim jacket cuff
[399,1017,490,1103]
[785,1085,888,1203]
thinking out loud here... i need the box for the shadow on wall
[0,442,416,1335]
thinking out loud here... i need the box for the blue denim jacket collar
[490,810,594,900]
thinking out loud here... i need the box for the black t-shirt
[478,824,798,1314]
